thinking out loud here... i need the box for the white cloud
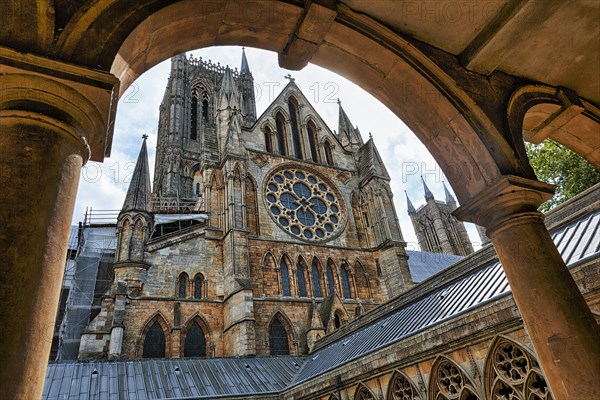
[73,46,482,249]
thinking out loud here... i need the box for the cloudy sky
[73,46,482,250]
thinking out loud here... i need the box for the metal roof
[43,208,599,399]
[43,357,305,400]
[291,208,600,385]
[405,250,463,283]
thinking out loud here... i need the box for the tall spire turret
[239,48,257,126]
[421,176,434,201]
[240,47,251,75]
[218,66,240,108]
[443,181,455,204]
[122,136,151,212]
[406,191,416,214]
[217,67,245,156]
[337,99,363,148]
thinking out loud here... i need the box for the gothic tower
[79,50,422,361]
[114,135,153,296]
[406,178,474,256]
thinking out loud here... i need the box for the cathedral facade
[78,51,417,360]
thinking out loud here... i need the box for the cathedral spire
[443,181,455,204]
[219,66,237,106]
[405,191,416,214]
[122,135,151,212]
[357,138,390,183]
[240,47,251,75]
[421,176,434,201]
[217,67,245,156]
[238,49,257,126]
[337,99,363,148]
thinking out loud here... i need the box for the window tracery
[354,385,376,400]
[487,338,553,400]
[431,358,480,400]
[264,166,345,242]
[389,372,422,400]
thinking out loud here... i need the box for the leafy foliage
[526,140,600,212]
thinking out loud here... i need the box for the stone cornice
[453,175,555,237]
[0,46,119,161]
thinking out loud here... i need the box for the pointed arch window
[264,126,273,153]
[275,113,287,156]
[288,98,303,159]
[194,274,204,299]
[297,259,307,297]
[324,141,334,165]
[178,273,188,298]
[307,121,319,162]
[269,318,290,355]
[341,264,352,299]
[326,262,336,294]
[487,338,554,400]
[202,93,210,123]
[191,94,198,140]
[280,258,291,296]
[388,372,422,400]
[184,321,206,357]
[142,321,166,358]
[355,385,376,400]
[334,312,342,329]
[431,358,480,400]
[354,261,371,300]
[312,260,322,298]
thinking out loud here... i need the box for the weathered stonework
[78,51,420,360]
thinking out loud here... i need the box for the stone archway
[1,2,599,399]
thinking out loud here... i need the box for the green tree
[526,140,600,212]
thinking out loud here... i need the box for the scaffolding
[56,209,118,360]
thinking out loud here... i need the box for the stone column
[0,111,87,399]
[0,49,118,399]
[454,176,600,399]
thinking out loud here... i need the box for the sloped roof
[406,250,463,283]
[356,139,390,183]
[44,201,600,399]
[43,357,305,400]
[337,102,363,147]
[290,207,599,385]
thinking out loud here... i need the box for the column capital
[0,46,119,161]
[453,175,555,237]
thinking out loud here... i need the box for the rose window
[264,166,344,241]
